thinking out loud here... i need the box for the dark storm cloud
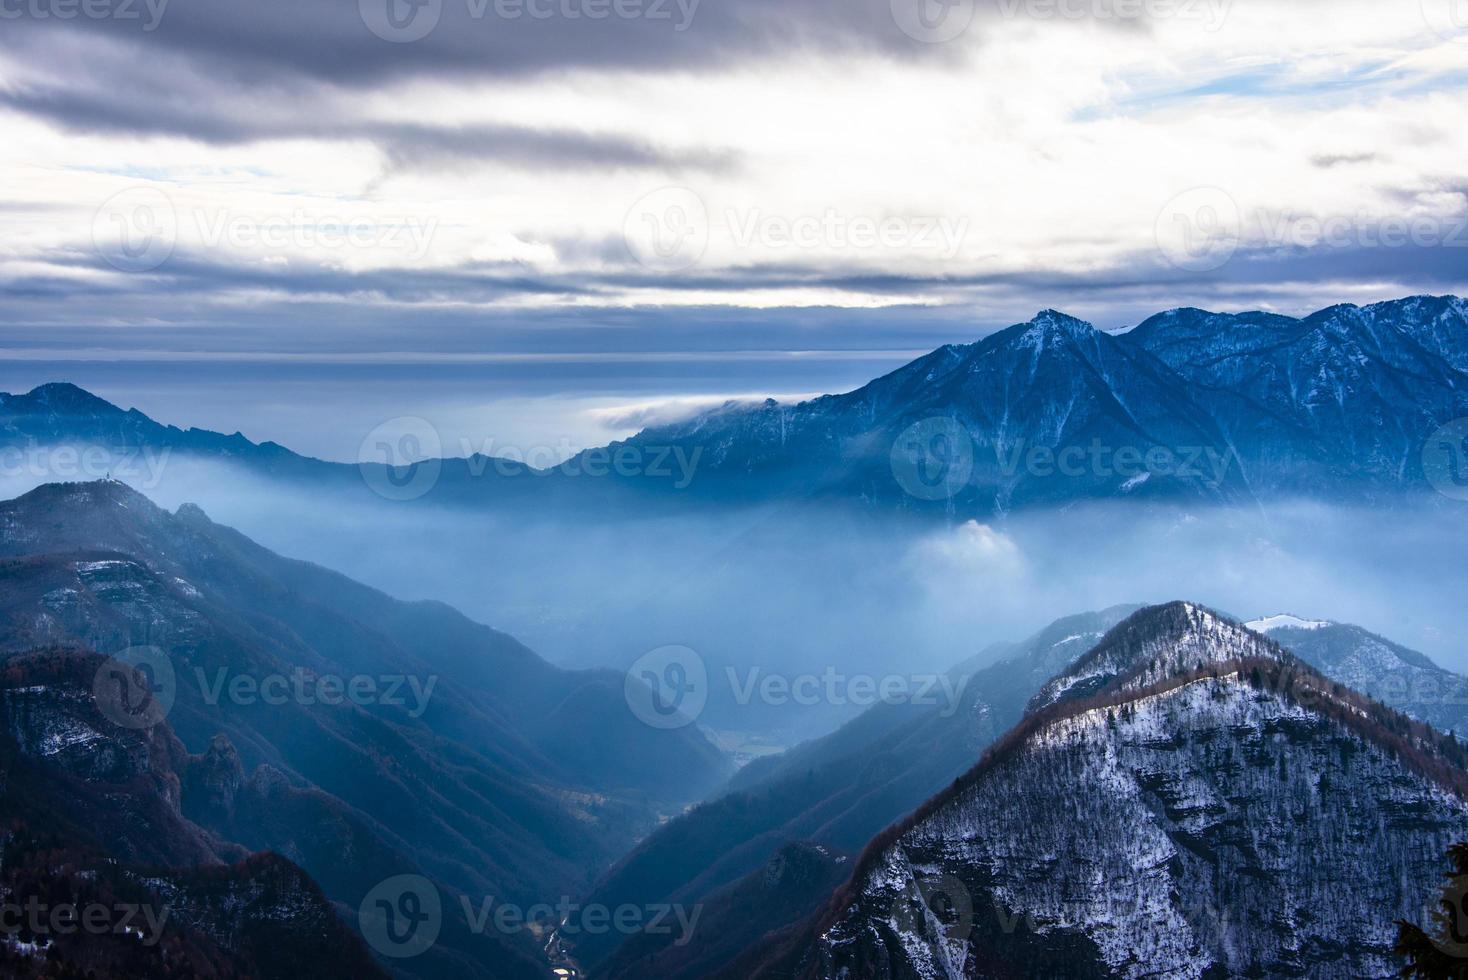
[0,0,887,172]
[0,0,944,90]
[0,82,738,174]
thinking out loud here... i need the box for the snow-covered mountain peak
[1028,601,1284,714]
[814,661,1468,979]
[1015,309,1099,347]
[800,599,1468,980]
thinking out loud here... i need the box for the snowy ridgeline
[821,668,1468,980]
[1029,603,1281,713]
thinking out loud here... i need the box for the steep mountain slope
[755,603,1468,979]
[0,646,387,979]
[0,480,730,979]
[1249,613,1468,738]
[599,841,851,980]
[572,606,1140,973]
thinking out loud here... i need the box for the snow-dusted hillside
[807,604,1468,980]
[1253,614,1468,738]
[1027,601,1281,713]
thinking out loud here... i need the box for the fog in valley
[6,451,1459,747]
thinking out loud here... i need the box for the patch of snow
[1120,472,1151,492]
[1246,614,1331,633]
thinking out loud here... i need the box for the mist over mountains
[2,296,1467,736]
[5,478,1467,977]
[6,294,1466,512]
[10,0,1468,970]
[0,480,727,978]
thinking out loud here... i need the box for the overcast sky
[1,0,1466,456]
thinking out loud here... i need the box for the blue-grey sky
[1,0,1467,456]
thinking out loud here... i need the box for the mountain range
[622,294,1468,511]
[3,291,1467,977]
[3,294,1467,517]
[0,480,728,979]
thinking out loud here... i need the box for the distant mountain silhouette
[5,294,1465,517]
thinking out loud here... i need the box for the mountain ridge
[738,603,1468,979]
[3,292,1465,516]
